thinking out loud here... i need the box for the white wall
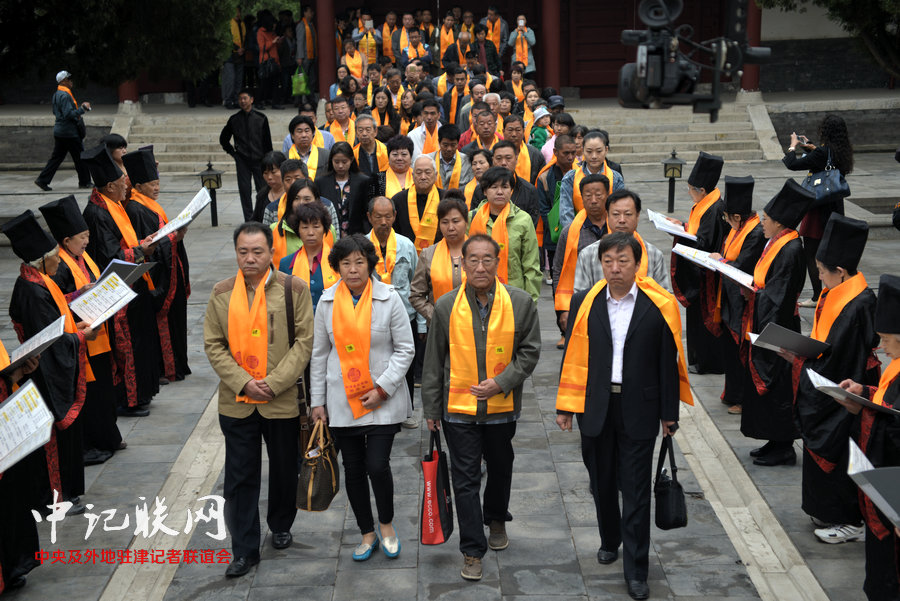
[761,4,847,41]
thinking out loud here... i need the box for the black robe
[719,223,766,405]
[52,257,124,452]
[671,195,727,373]
[9,267,88,501]
[740,234,806,441]
[795,288,879,524]
[83,191,160,406]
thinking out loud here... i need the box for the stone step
[614,140,756,154]
[154,151,235,163]
[567,109,750,124]
[615,149,764,164]
[157,161,237,175]
[610,131,757,144]
[601,122,755,134]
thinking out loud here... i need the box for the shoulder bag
[800,148,850,209]
[297,418,340,511]
[654,434,688,530]
[284,275,310,451]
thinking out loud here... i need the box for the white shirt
[606,282,638,384]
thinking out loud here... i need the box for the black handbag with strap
[654,435,688,530]
[283,275,310,451]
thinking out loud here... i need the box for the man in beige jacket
[204,222,314,578]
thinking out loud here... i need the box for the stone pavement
[0,140,898,600]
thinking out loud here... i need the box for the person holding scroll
[81,145,161,415]
[40,195,124,463]
[740,179,813,466]
[3,211,97,516]
[791,214,878,543]
[837,274,900,601]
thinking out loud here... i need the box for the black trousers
[580,392,656,582]
[864,523,900,601]
[685,303,724,374]
[37,136,91,187]
[802,236,822,301]
[720,330,744,406]
[83,351,123,452]
[332,425,398,535]
[219,411,299,560]
[442,420,516,558]
[234,154,264,222]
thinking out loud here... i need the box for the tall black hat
[122,148,159,185]
[80,145,123,188]
[687,151,724,193]
[0,210,58,262]
[763,179,814,230]
[876,274,900,334]
[39,195,90,243]
[816,214,868,273]
[723,175,754,215]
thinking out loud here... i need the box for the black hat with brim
[39,195,90,244]
[80,144,123,188]
[122,148,158,185]
[687,151,724,193]
[1,210,58,263]
[723,175,754,216]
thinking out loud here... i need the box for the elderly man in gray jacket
[35,70,93,191]
[574,189,670,293]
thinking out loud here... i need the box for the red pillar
[316,1,336,100]
[542,0,561,90]
[117,80,139,103]
[741,0,762,91]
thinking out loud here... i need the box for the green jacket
[421,282,541,423]
[468,200,542,301]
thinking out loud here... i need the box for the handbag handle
[306,418,324,453]
[655,435,679,484]
[429,430,443,455]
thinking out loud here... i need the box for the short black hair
[492,140,517,156]
[367,63,381,73]
[551,112,575,128]
[503,114,525,129]
[471,101,491,114]
[328,233,378,275]
[386,135,414,155]
[261,151,287,172]
[438,124,461,142]
[473,23,487,35]
[606,189,642,213]
[286,178,318,206]
[480,166,515,190]
[386,68,402,80]
[331,95,352,108]
[233,221,273,248]
[280,159,308,178]
[291,200,331,232]
[462,233,500,257]
[367,195,396,214]
[469,148,493,166]
[579,173,610,194]
[420,97,440,111]
[597,232,642,264]
[554,134,575,150]
[570,125,589,139]
[288,115,316,135]
[238,88,253,97]
[437,195,469,221]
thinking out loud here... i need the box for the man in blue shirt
[35,70,93,191]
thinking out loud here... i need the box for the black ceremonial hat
[876,274,900,334]
[763,179,814,231]
[687,151,724,193]
[80,144,123,188]
[39,195,90,244]
[122,147,159,185]
[0,210,58,263]
[816,214,868,273]
[723,175,754,215]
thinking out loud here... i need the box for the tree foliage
[0,0,238,87]
[756,0,900,79]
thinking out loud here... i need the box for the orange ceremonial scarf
[130,190,169,224]
[753,229,799,289]
[359,31,378,64]
[58,85,78,108]
[464,179,479,206]
[332,279,376,419]
[385,169,414,198]
[448,280,515,415]
[572,163,614,213]
[439,26,456,67]
[515,31,529,66]
[354,141,389,172]
[435,151,463,189]
[486,19,502,53]
[383,23,397,60]
[431,239,465,301]
[811,272,869,343]
[41,271,94,382]
[515,142,532,182]
[511,80,524,102]
[289,144,321,180]
[101,192,154,291]
[469,202,510,283]
[554,210,588,311]
[344,51,363,78]
[408,185,441,251]
[228,270,268,403]
[330,119,356,146]
[291,243,338,289]
[874,358,900,407]
[686,189,721,235]
[423,125,439,155]
[58,250,111,357]
[370,229,397,284]
[303,19,316,59]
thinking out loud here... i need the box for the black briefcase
[654,435,688,530]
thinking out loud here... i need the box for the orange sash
[448,280,515,415]
[511,80,524,102]
[435,151,463,189]
[753,229,799,289]
[40,272,95,382]
[344,51,363,78]
[469,202,510,283]
[382,23,397,60]
[449,87,462,125]
[399,117,411,135]
[58,85,78,108]
[228,270,268,403]
[0,339,9,371]
[476,134,499,150]
[714,215,760,320]
[291,243,338,289]
[554,210,588,311]
[332,279,376,418]
[385,169,414,198]
[464,179,479,206]
[359,31,378,65]
[422,125,439,155]
[556,277,693,413]
[439,26,456,67]
[289,143,321,179]
[572,163,613,213]
[460,23,474,36]
[408,185,441,251]
[633,231,650,278]
[536,155,557,183]
[370,229,397,284]
[874,358,900,407]
[431,239,465,301]
[407,43,422,60]
[130,189,169,223]
[58,250,112,356]
[100,193,155,291]
[486,19,502,53]
[686,189,721,235]
[811,272,869,343]
[514,31,529,66]
[515,142,532,182]
[329,119,356,146]
[523,105,534,140]
[354,141,389,172]
[302,19,316,58]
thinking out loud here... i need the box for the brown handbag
[297,418,340,511]
[284,275,311,451]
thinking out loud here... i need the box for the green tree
[756,0,900,79]
[0,0,238,87]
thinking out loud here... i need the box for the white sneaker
[401,417,419,429]
[814,524,865,544]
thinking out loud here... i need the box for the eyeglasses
[464,257,497,267]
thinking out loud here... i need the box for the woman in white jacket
[310,234,415,562]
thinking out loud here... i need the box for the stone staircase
[566,101,765,166]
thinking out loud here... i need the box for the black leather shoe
[272,531,292,549]
[225,556,259,578]
[34,180,52,191]
[749,442,774,457]
[753,448,796,466]
[117,406,150,417]
[627,579,650,600]
[597,548,618,564]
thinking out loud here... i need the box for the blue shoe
[352,537,379,561]
[378,526,401,558]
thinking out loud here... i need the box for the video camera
[617,0,771,122]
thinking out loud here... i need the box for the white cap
[56,70,72,83]
[532,106,551,122]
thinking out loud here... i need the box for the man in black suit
[556,232,684,601]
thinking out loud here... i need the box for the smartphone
[365,20,373,29]
[518,19,525,27]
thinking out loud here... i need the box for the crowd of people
[5,14,900,600]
